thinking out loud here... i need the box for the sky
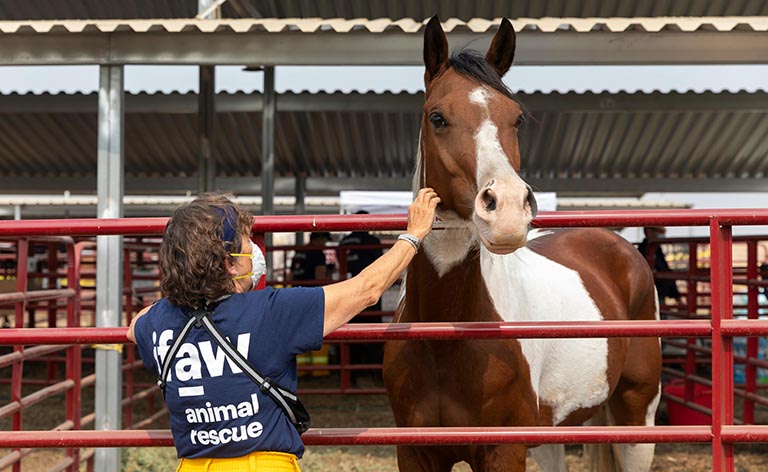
[0,64,767,94]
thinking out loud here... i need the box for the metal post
[261,66,276,279]
[11,239,28,472]
[295,173,306,247]
[65,242,81,472]
[198,66,216,193]
[94,65,124,472]
[710,218,734,472]
[685,242,698,401]
[744,240,759,424]
[197,0,219,194]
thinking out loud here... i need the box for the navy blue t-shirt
[133,287,324,459]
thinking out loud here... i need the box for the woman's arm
[126,304,153,343]
[321,188,439,336]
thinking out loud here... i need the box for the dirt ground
[299,384,768,472]
[3,366,768,471]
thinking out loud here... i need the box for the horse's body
[383,17,661,472]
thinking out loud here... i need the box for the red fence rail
[2,209,768,472]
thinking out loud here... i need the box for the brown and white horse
[383,17,662,472]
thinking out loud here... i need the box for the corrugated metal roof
[1,0,766,21]
[0,90,766,196]
[3,17,767,67]
[2,16,768,33]
[4,17,768,67]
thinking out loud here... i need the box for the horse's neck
[405,244,497,323]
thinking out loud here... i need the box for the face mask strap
[230,240,259,284]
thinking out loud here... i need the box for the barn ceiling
[1,90,766,197]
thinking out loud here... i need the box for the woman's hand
[406,188,440,240]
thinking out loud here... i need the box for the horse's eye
[515,114,526,128]
[429,112,448,130]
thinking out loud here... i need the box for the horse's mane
[447,50,516,101]
[412,134,424,194]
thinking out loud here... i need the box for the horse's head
[418,16,537,256]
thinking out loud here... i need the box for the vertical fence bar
[685,241,698,401]
[123,248,134,428]
[65,242,81,471]
[710,218,734,472]
[11,239,28,472]
[744,240,758,424]
[46,243,58,383]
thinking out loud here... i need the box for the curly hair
[159,193,253,308]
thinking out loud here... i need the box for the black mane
[447,49,517,101]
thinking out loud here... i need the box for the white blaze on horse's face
[469,86,534,255]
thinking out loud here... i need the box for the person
[637,226,682,304]
[760,261,768,297]
[127,189,439,471]
[289,231,334,282]
[338,211,385,385]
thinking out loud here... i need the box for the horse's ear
[485,18,516,78]
[424,15,449,84]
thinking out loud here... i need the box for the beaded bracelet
[397,233,421,253]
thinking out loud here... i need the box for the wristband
[398,233,420,253]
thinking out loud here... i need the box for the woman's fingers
[405,188,441,240]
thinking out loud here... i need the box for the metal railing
[1,209,768,472]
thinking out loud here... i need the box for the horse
[382,17,662,472]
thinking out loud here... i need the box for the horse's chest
[392,340,535,427]
[480,246,611,424]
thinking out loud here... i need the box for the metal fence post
[94,64,125,472]
[710,218,734,472]
[261,65,276,280]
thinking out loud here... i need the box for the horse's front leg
[396,445,456,472]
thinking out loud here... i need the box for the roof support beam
[1,26,767,66]
[5,91,768,114]
[0,176,766,195]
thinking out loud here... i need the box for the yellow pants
[176,451,300,471]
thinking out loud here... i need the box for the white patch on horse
[469,86,524,193]
[469,87,490,107]
[479,245,610,425]
[422,210,476,278]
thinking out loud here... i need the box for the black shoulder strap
[157,315,197,395]
[157,306,301,426]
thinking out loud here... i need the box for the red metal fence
[1,210,768,472]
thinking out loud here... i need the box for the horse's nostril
[481,189,497,212]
